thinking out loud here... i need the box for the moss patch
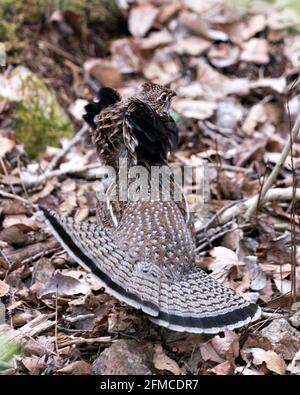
[15,74,73,159]
[0,333,22,371]
[0,67,73,159]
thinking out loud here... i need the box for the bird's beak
[169,91,177,98]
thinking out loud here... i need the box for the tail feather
[40,206,260,334]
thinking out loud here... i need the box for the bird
[83,82,179,168]
[40,83,260,333]
[40,196,259,334]
[83,82,183,228]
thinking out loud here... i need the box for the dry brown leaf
[196,58,229,100]
[143,48,181,82]
[56,361,93,375]
[111,38,142,74]
[287,349,300,375]
[208,360,235,375]
[138,30,173,51]
[83,58,122,88]
[182,0,221,14]
[240,38,270,64]
[210,331,240,360]
[153,344,181,375]
[173,99,216,120]
[209,246,240,282]
[128,4,159,38]
[251,348,287,375]
[284,36,300,67]
[2,215,37,230]
[208,44,240,68]
[0,280,9,297]
[177,82,204,98]
[22,356,47,375]
[174,36,210,56]
[180,12,228,41]
[0,136,15,158]
[40,272,89,298]
[158,0,181,24]
[261,319,300,361]
[242,104,268,135]
[242,15,267,40]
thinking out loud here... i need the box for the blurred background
[1,0,300,159]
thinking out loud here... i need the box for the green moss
[0,333,22,371]
[14,74,73,159]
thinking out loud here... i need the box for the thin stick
[0,189,34,206]
[245,113,300,220]
[194,187,300,229]
[46,123,89,172]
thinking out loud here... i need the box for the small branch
[46,124,89,173]
[195,187,300,230]
[245,113,300,220]
[58,336,112,348]
[20,162,101,189]
[0,189,34,206]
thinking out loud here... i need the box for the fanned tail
[40,207,260,334]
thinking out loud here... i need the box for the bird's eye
[158,93,168,102]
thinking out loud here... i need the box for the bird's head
[137,82,176,115]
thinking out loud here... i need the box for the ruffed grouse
[40,83,260,333]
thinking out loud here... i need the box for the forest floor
[0,0,300,375]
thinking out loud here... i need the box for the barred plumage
[40,197,260,333]
[40,82,260,334]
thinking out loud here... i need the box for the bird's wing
[124,99,179,163]
[83,87,121,127]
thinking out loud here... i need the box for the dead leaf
[287,349,300,375]
[251,348,286,375]
[200,330,239,363]
[84,59,122,88]
[56,361,93,375]
[2,215,36,230]
[0,280,9,297]
[39,272,90,298]
[174,36,210,56]
[208,44,240,68]
[173,99,216,120]
[153,344,181,375]
[138,30,173,51]
[209,246,240,282]
[128,4,159,38]
[180,12,228,41]
[250,77,286,94]
[240,38,270,64]
[242,15,267,40]
[22,355,47,375]
[0,136,15,158]
[158,0,181,24]
[261,318,300,360]
[208,360,235,375]
[111,38,142,74]
[242,104,268,135]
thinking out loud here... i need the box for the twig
[0,189,34,206]
[46,124,89,172]
[194,187,300,229]
[58,336,112,348]
[20,162,101,189]
[0,156,16,195]
[245,112,300,220]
